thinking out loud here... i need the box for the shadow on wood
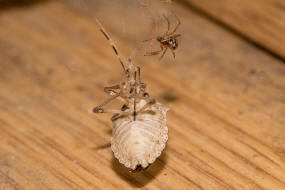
[93,143,111,150]
[0,0,50,10]
[111,151,167,188]
[159,91,179,103]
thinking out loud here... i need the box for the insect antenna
[76,0,126,71]
[95,18,126,71]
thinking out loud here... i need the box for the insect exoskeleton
[92,17,170,171]
[111,99,169,171]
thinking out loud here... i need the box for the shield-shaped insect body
[92,18,170,172]
[111,100,169,171]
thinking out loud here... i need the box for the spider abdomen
[111,102,169,171]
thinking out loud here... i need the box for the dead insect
[93,18,169,171]
[144,11,181,60]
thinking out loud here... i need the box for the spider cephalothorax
[158,35,179,51]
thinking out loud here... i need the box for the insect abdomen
[111,102,169,170]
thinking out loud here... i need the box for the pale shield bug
[92,18,169,172]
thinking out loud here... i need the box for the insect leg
[95,18,126,71]
[104,84,120,96]
[93,94,120,113]
[137,98,156,113]
[111,111,132,121]
[133,71,137,121]
[137,66,141,83]
[94,108,125,114]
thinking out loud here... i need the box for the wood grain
[180,0,285,60]
[0,0,285,189]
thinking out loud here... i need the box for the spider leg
[159,48,168,60]
[163,14,171,36]
[142,17,158,43]
[169,34,182,38]
[143,38,155,42]
[144,50,162,56]
[141,38,154,58]
[168,11,181,35]
[144,45,164,56]
[95,18,126,71]
[171,49,176,59]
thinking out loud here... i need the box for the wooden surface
[181,0,285,60]
[0,0,285,189]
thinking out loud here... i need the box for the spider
[144,12,181,60]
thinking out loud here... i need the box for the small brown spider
[144,12,181,60]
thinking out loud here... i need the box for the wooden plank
[0,0,284,189]
[180,0,285,60]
